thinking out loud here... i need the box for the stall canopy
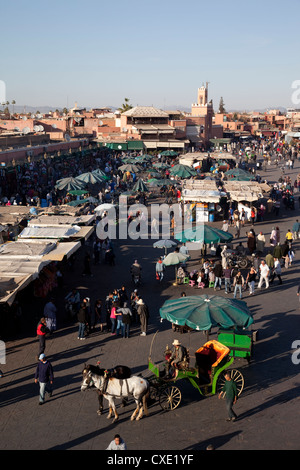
[28,214,96,226]
[222,181,263,202]
[182,189,223,203]
[18,225,82,239]
[0,275,33,306]
[41,241,81,261]
[0,240,56,259]
[0,239,81,262]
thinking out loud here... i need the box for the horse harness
[84,370,130,398]
[100,372,130,398]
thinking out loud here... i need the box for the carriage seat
[195,341,229,384]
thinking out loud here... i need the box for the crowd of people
[5,133,299,428]
[0,145,180,209]
[62,266,151,342]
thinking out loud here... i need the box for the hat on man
[137,299,144,305]
[172,339,181,346]
[39,353,46,361]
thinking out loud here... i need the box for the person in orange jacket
[36,317,49,358]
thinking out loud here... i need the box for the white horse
[81,365,149,423]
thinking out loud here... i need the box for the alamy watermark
[291,340,300,365]
[0,80,6,103]
[291,80,300,105]
[0,340,6,364]
[95,198,205,250]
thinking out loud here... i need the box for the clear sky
[1,0,300,111]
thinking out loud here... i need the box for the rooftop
[122,106,169,118]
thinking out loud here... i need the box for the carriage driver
[165,339,187,376]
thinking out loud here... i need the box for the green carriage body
[148,339,240,410]
[217,328,253,362]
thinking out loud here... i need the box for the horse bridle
[82,370,95,388]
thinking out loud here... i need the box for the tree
[219,97,226,114]
[118,97,132,113]
[11,100,16,115]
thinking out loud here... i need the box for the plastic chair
[209,281,215,288]
[183,276,190,284]
[189,280,195,287]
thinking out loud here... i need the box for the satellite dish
[31,114,36,118]
[14,127,20,132]
[65,133,71,142]
[22,116,27,121]
[33,125,40,132]
[36,114,42,119]
[23,127,30,135]
[52,124,57,129]
[38,125,44,132]
[99,120,103,126]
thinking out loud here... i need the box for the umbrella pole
[173,266,178,286]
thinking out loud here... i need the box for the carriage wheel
[159,385,182,410]
[147,384,159,406]
[217,369,244,396]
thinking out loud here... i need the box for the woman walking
[110,302,118,335]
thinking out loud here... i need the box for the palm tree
[11,100,16,114]
[118,97,132,113]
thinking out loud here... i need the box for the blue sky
[1,0,300,111]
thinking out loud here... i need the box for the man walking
[218,370,238,421]
[34,354,54,405]
[270,257,283,285]
[223,265,232,294]
[233,270,244,299]
[136,298,149,336]
[258,260,270,289]
[213,261,223,290]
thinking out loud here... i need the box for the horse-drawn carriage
[147,336,245,411]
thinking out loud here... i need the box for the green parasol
[160,150,178,157]
[132,178,149,192]
[175,225,233,244]
[159,295,253,331]
[55,177,85,191]
[169,164,197,178]
[68,189,89,196]
[76,172,105,184]
[153,162,170,169]
[118,163,141,173]
[92,169,110,181]
[224,168,255,181]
